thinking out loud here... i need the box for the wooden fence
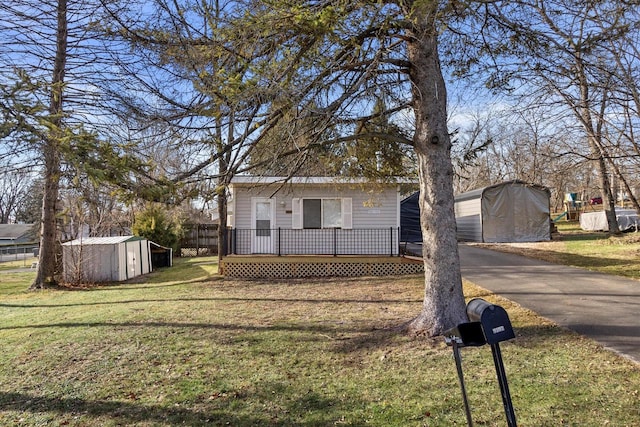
[179,223,219,257]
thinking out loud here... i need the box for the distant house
[454,180,551,243]
[226,176,404,256]
[62,236,171,283]
[0,224,37,245]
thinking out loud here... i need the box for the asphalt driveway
[458,243,640,364]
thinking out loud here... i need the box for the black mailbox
[444,321,486,347]
[444,298,518,427]
[466,298,515,345]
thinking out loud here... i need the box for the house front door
[251,198,275,253]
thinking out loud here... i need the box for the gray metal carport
[454,180,551,243]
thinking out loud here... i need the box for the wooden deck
[221,255,424,279]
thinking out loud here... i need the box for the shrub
[131,204,182,250]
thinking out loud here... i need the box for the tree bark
[216,157,229,264]
[31,0,67,289]
[590,141,620,234]
[403,2,467,336]
[577,72,620,234]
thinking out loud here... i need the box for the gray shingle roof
[0,224,36,240]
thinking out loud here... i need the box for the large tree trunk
[216,125,232,266]
[31,0,67,289]
[403,3,467,336]
[575,57,620,235]
[590,143,620,234]
[31,139,62,289]
[216,177,228,264]
[580,111,619,234]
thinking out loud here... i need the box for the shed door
[126,241,141,279]
[251,198,275,253]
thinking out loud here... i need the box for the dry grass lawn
[1,254,639,426]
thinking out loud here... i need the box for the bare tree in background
[0,164,33,223]
[465,0,640,233]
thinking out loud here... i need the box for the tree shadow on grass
[331,313,609,359]
[512,322,574,341]
[0,320,386,338]
[0,391,255,426]
[0,294,422,309]
[554,231,609,242]
[0,389,357,427]
[328,322,443,355]
[256,380,365,426]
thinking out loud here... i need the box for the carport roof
[62,236,144,246]
[454,179,550,203]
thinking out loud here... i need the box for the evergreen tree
[131,204,182,251]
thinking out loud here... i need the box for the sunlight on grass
[143,256,219,284]
[0,258,37,271]
[554,220,584,233]
[0,272,36,296]
[0,267,638,426]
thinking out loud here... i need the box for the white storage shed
[454,180,551,243]
[62,236,152,283]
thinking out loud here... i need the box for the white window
[292,198,352,229]
[322,199,342,228]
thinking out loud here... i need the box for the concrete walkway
[458,243,640,364]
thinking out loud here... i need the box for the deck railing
[225,227,401,256]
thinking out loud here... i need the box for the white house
[62,236,153,283]
[227,176,404,256]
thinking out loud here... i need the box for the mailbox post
[444,321,486,427]
[444,298,517,427]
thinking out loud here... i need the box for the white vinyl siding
[230,183,397,230]
[341,198,353,229]
[291,198,302,229]
[228,181,400,255]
